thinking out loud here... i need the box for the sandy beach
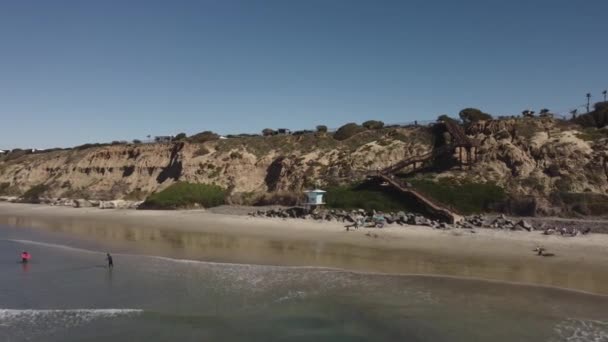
[1,202,608,295]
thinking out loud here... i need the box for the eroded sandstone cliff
[1,118,607,215]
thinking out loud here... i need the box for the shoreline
[1,202,608,295]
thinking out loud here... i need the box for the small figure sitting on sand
[345,217,363,231]
[21,251,31,263]
[365,232,379,238]
[534,246,546,256]
[533,246,555,257]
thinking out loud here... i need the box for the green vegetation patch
[20,184,50,203]
[325,184,415,212]
[513,118,544,140]
[409,178,506,214]
[555,192,608,216]
[0,182,9,195]
[575,127,608,142]
[333,123,366,141]
[141,182,226,209]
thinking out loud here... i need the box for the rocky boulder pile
[98,200,143,209]
[0,196,19,202]
[250,207,450,229]
[24,197,142,209]
[250,208,593,237]
[455,214,535,231]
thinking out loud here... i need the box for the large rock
[99,200,141,209]
[73,199,93,208]
[515,219,533,231]
[53,198,76,207]
[0,196,19,202]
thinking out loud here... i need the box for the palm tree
[603,90,607,102]
[586,93,592,113]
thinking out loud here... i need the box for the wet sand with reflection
[1,203,607,295]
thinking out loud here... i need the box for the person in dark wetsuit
[106,253,113,268]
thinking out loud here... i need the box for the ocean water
[0,224,607,341]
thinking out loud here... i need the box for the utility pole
[586,93,591,113]
[603,90,607,102]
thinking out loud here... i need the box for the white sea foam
[552,318,608,342]
[0,308,142,323]
[0,308,142,339]
[275,290,308,303]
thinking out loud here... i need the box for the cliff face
[0,127,433,201]
[460,118,608,214]
[1,118,607,215]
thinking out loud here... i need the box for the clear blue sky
[1,0,606,149]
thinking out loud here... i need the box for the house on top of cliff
[154,136,174,143]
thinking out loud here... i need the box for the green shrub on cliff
[0,182,10,195]
[20,184,49,203]
[459,108,492,124]
[409,178,505,214]
[188,131,219,143]
[141,182,226,209]
[552,192,608,216]
[325,184,415,212]
[333,123,366,141]
[574,102,608,128]
[362,120,385,130]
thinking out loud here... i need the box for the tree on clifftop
[262,128,275,136]
[316,125,328,133]
[362,120,384,129]
[437,114,451,122]
[189,131,219,143]
[459,108,492,124]
[333,123,365,141]
[175,132,187,140]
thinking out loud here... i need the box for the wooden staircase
[381,144,454,175]
[371,173,462,224]
[359,121,479,223]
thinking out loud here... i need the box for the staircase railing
[380,144,454,175]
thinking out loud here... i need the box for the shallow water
[2,214,608,295]
[0,224,607,341]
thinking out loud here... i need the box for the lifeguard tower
[303,189,326,209]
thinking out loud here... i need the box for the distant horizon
[1,0,607,149]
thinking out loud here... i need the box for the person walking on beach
[106,253,113,269]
